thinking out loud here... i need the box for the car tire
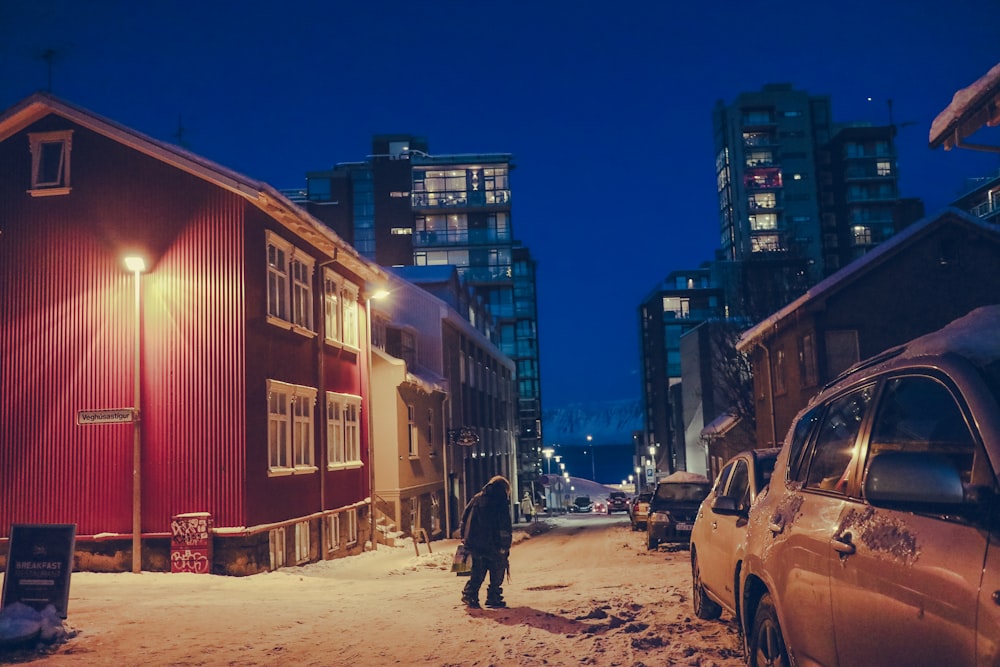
[748,592,790,667]
[647,535,658,550]
[691,551,722,620]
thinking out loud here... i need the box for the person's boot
[461,584,481,608]
[485,587,506,608]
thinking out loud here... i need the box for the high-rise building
[299,135,544,490]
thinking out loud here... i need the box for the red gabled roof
[0,92,386,286]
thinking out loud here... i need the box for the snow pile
[902,304,1000,365]
[659,470,710,484]
[0,602,73,650]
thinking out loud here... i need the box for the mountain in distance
[541,398,642,447]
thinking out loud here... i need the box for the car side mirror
[710,496,744,516]
[865,452,965,508]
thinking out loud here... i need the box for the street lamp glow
[124,256,146,273]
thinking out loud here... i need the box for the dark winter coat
[460,478,513,557]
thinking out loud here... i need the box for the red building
[0,93,386,574]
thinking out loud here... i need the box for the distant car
[739,305,1000,666]
[592,500,606,513]
[629,492,652,531]
[570,496,593,513]
[606,491,629,514]
[646,472,710,550]
[689,448,779,620]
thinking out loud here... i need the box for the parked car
[646,472,711,549]
[592,500,606,513]
[689,448,780,620]
[606,491,629,514]
[569,496,593,513]
[629,492,652,531]
[739,305,1000,667]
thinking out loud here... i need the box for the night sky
[4,1,999,410]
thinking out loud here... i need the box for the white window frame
[328,514,341,552]
[266,231,316,336]
[323,270,360,349]
[407,405,419,457]
[327,392,363,469]
[269,527,286,570]
[430,494,441,535]
[28,130,73,196]
[267,380,317,476]
[294,522,310,564]
[346,509,358,546]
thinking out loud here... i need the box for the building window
[346,509,358,546]
[662,297,689,319]
[294,522,310,564]
[774,348,786,395]
[28,130,73,196]
[266,232,315,335]
[851,225,872,246]
[267,380,317,475]
[323,269,359,348]
[749,214,778,230]
[269,527,286,570]
[328,514,341,552]
[410,497,418,533]
[327,392,362,468]
[430,494,441,534]
[407,405,419,457]
[799,333,818,387]
[751,234,782,253]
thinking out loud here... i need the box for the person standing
[519,492,534,523]
[459,476,512,609]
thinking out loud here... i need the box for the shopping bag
[452,543,472,575]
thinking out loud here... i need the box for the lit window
[28,130,73,196]
[267,380,317,475]
[751,234,781,252]
[852,225,872,246]
[408,405,419,457]
[327,392,362,468]
[328,514,341,552]
[294,522,310,564]
[346,509,358,546]
[876,161,892,176]
[323,270,359,348]
[390,227,413,235]
[266,232,315,335]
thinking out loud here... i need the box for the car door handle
[711,521,718,530]
[768,516,783,535]
[832,534,856,556]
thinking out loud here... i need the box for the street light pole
[586,434,595,481]
[365,286,390,551]
[124,255,146,574]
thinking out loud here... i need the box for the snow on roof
[737,208,997,351]
[700,412,739,439]
[929,61,1000,150]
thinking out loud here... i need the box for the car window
[787,405,823,482]
[804,384,875,493]
[867,375,975,487]
[723,460,750,511]
[714,462,734,496]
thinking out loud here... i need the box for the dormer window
[28,130,73,196]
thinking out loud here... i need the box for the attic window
[28,130,73,196]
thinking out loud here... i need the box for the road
[15,513,744,666]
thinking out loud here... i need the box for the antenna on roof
[172,115,192,149]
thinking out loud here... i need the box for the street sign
[448,427,480,446]
[76,408,136,425]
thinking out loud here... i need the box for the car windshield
[652,483,710,504]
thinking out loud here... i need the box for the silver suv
[739,306,1000,666]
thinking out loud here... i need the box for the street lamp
[365,285,390,551]
[123,255,146,573]
[586,434,596,481]
[542,447,554,474]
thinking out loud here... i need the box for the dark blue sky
[4,1,999,410]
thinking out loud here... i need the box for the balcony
[411,190,510,210]
[412,227,512,248]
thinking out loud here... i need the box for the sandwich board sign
[2,524,76,618]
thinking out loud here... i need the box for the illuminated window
[28,130,73,196]
[294,522,310,564]
[266,232,315,335]
[662,297,689,319]
[267,380,317,475]
[327,392,362,468]
[408,405,419,457]
[346,509,358,546]
[323,270,359,348]
[751,234,781,252]
[876,161,892,176]
[750,214,778,230]
[852,225,872,246]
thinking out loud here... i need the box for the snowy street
[14,514,743,666]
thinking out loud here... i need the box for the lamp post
[123,255,146,574]
[365,286,390,551]
[635,465,642,492]
[542,448,554,512]
[586,434,596,481]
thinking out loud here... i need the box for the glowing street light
[123,255,146,573]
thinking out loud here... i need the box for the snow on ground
[2,514,743,666]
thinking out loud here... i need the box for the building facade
[299,136,543,495]
[0,94,386,574]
